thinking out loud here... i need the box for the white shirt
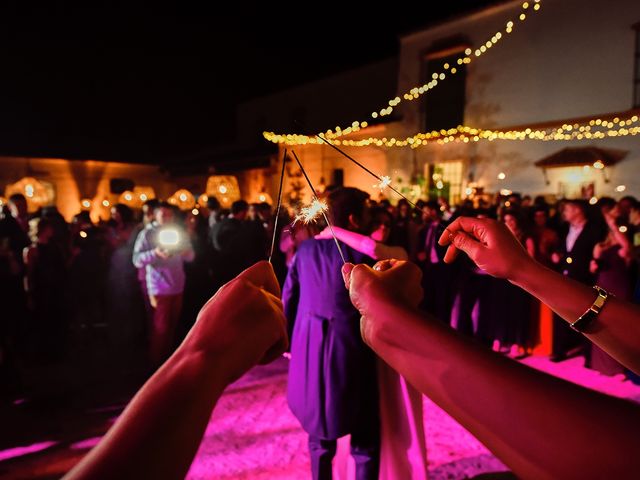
[566,223,585,252]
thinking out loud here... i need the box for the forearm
[329,226,377,257]
[133,248,158,268]
[368,302,640,479]
[65,345,229,480]
[512,259,640,373]
[329,226,408,260]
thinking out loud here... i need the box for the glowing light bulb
[179,193,188,202]
[498,172,506,180]
[102,200,110,207]
[219,185,228,194]
[192,208,199,215]
[593,160,604,169]
[81,199,91,208]
[79,231,88,238]
[615,185,626,192]
[158,228,180,247]
[589,197,598,205]
[140,194,148,201]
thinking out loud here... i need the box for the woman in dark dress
[24,217,68,362]
[490,211,536,357]
[178,211,213,342]
[589,213,632,375]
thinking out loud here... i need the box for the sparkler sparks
[374,175,392,191]
[293,198,328,225]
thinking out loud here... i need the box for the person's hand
[314,227,333,240]
[604,210,618,230]
[551,252,562,264]
[155,247,171,259]
[342,259,423,346]
[183,261,288,383]
[438,217,535,281]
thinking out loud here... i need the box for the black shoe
[513,352,531,360]
[549,354,567,363]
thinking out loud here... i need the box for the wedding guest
[283,187,380,480]
[133,202,194,367]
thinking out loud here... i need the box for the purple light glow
[70,436,103,451]
[0,441,58,462]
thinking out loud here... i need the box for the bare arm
[439,217,640,374]
[316,226,408,260]
[65,262,287,480]
[604,212,631,258]
[344,261,640,480]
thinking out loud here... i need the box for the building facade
[260,0,640,204]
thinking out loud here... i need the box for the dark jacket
[557,221,605,284]
[282,238,378,440]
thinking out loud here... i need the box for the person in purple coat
[283,187,379,480]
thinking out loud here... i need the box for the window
[422,45,468,132]
[426,161,463,204]
[634,24,640,108]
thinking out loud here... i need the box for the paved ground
[1,355,639,479]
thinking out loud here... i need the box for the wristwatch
[569,286,611,333]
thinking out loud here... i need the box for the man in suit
[283,187,379,480]
[416,201,452,322]
[551,199,605,361]
[211,200,268,285]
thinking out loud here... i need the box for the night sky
[0,2,496,164]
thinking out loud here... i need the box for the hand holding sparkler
[342,260,423,346]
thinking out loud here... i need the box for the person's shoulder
[297,237,318,253]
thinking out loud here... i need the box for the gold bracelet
[569,286,611,333]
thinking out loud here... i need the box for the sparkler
[268,149,288,264]
[291,150,346,263]
[373,175,392,192]
[316,134,423,212]
[293,198,328,225]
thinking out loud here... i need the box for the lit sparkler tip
[293,198,328,225]
[374,175,392,191]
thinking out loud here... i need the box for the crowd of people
[1,188,639,392]
[61,189,640,480]
[1,184,640,479]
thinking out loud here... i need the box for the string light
[298,0,544,142]
[264,111,640,148]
